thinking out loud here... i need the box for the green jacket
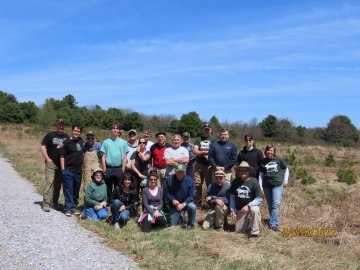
[84,181,107,206]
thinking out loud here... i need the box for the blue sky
[1,0,359,128]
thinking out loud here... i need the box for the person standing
[82,131,102,192]
[125,129,139,173]
[149,132,170,187]
[229,162,263,239]
[142,129,154,151]
[259,144,289,231]
[60,124,84,217]
[164,134,189,177]
[181,132,196,178]
[100,122,128,203]
[237,134,263,178]
[40,119,69,212]
[208,128,237,181]
[202,170,230,231]
[164,164,197,229]
[193,123,214,206]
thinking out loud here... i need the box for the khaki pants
[43,162,62,207]
[202,204,228,229]
[82,151,100,191]
[193,162,213,205]
[235,206,261,236]
[154,167,166,188]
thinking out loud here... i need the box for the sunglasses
[149,178,157,181]
[139,141,146,144]
[87,137,95,140]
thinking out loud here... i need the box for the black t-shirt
[194,136,215,165]
[230,177,262,210]
[60,137,84,173]
[130,150,151,175]
[41,131,70,167]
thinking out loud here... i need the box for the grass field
[0,124,359,270]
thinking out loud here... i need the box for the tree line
[0,91,358,146]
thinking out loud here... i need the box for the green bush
[324,154,336,167]
[301,175,317,185]
[336,168,358,185]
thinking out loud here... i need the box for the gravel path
[0,156,139,270]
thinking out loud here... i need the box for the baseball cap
[175,164,186,172]
[182,132,190,137]
[56,119,65,124]
[86,131,95,136]
[128,129,137,135]
[214,170,226,177]
[203,123,211,129]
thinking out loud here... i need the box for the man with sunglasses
[237,134,263,178]
[82,131,102,192]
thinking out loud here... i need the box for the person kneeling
[202,170,230,231]
[110,173,138,230]
[138,170,167,232]
[229,162,263,239]
[164,164,196,229]
[84,168,109,221]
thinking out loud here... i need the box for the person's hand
[230,212,237,221]
[94,205,103,211]
[205,196,211,203]
[283,183,288,188]
[100,201,107,207]
[216,199,225,208]
[119,205,126,211]
[176,203,186,211]
[172,200,180,207]
[153,210,161,218]
[240,205,249,214]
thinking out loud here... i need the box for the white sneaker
[113,222,120,230]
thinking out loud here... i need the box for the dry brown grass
[0,124,359,270]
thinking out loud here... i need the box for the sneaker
[73,210,81,216]
[270,225,279,232]
[202,221,210,230]
[113,222,120,230]
[80,211,87,220]
[248,235,259,242]
[42,204,51,212]
[65,211,72,217]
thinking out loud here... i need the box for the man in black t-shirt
[229,161,263,238]
[40,119,69,212]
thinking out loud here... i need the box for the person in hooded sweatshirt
[237,134,263,178]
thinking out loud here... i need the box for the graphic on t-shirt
[199,140,211,151]
[236,185,251,199]
[265,161,279,174]
[53,138,67,148]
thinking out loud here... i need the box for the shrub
[324,154,336,167]
[336,168,358,185]
[295,167,317,185]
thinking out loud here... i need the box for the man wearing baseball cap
[40,119,70,212]
[164,164,196,229]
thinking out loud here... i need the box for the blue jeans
[111,199,130,225]
[263,185,283,228]
[62,169,82,213]
[84,206,109,221]
[169,202,196,228]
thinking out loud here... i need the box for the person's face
[215,176,225,186]
[123,177,132,187]
[110,126,120,137]
[175,170,185,181]
[203,128,211,137]
[265,147,275,158]
[157,135,166,144]
[138,139,147,149]
[56,122,65,134]
[86,135,95,145]
[72,127,81,139]
[219,131,229,142]
[149,176,158,188]
[128,132,137,141]
[172,136,181,149]
[94,172,103,183]
[182,136,190,143]
[238,168,250,181]
[143,131,150,141]
[245,138,254,147]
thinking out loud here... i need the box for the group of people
[40,119,289,236]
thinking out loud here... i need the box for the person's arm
[164,177,175,202]
[283,167,290,186]
[208,145,217,169]
[138,151,150,162]
[248,196,263,208]
[258,172,264,190]
[121,153,127,173]
[131,155,143,178]
[184,179,195,205]
[40,145,52,164]
[84,185,99,206]
[101,152,106,171]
